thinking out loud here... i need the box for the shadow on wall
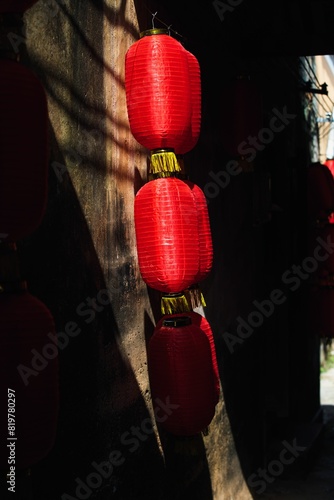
[13,122,163,500]
[0,0,216,499]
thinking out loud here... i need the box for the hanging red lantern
[159,180,212,314]
[0,289,59,470]
[156,311,220,404]
[324,159,334,223]
[308,223,334,286]
[220,76,263,158]
[134,177,212,294]
[148,315,217,435]
[0,58,49,242]
[125,29,201,174]
[307,162,334,224]
[324,159,334,179]
[0,1,37,12]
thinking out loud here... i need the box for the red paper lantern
[0,58,49,242]
[148,315,217,435]
[308,224,334,285]
[125,29,201,173]
[324,160,334,223]
[0,290,59,470]
[158,179,213,313]
[134,177,212,293]
[0,1,37,12]
[324,159,334,179]
[220,76,263,158]
[307,162,334,223]
[156,311,220,404]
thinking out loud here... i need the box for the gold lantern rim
[140,28,169,38]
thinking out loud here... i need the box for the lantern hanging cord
[146,7,187,41]
[151,11,158,29]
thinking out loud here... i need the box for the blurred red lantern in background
[148,315,217,435]
[0,58,49,242]
[308,223,334,285]
[0,1,37,12]
[307,162,334,224]
[324,159,334,179]
[324,159,334,223]
[0,289,59,470]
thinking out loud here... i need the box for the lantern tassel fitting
[185,284,207,309]
[150,149,182,175]
[161,292,192,315]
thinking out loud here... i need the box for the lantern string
[146,7,186,41]
[151,11,157,29]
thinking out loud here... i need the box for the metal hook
[152,11,158,29]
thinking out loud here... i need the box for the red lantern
[156,311,220,404]
[158,180,212,314]
[0,58,49,242]
[308,224,334,285]
[307,162,334,224]
[324,160,334,223]
[324,159,334,179]
[125,29,201,173]
[148,315,217,435]
[0,1,37,12]
[0,290,59,470]
[134,177,212,293]
[220,76,263,158]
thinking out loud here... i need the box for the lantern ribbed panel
[125,33,199,154]
[148,317,217,435]
[0,59,49,241]
[0,1,37,12]
[220,77,263,157]
[184,180,213,281]
[175,48,201,154]
[134,177,201,293]
[307,162,334,222]
[0,291,59,470]
[156,312,220,404]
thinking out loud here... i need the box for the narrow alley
[254,360,334,499]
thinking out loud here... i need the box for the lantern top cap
[163,316,191,328]
[140,28,170,38]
